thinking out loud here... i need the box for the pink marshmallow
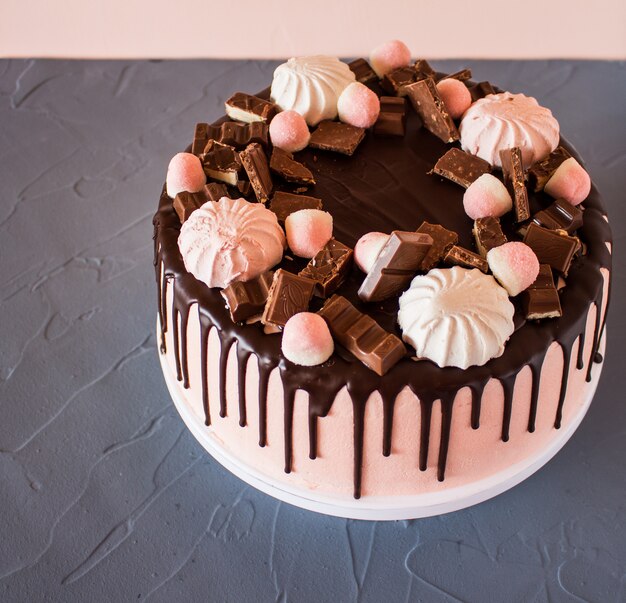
[463,174,513,220]
[285,209,333,258]
[436,78,472,120]
[282,312,334,366]
[337,82,381,129]
[369,40,411,78]
[354,232,390,273]
[487,242,540,297]
[166,152,206,198]
[544,157,591,206]
[269,110,311,153]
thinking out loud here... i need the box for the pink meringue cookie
[354,232,390,273]
[544,157,591,206]
[166,152,206,198]
[436,78,472,120]
[463,174,513,220]
[369,40,411,78]
[178,197,286,289]
[285,209,333,258]
[282,312,334,366]
[337,82,381,128]
[269,110,311,153]
[487,242,540,297]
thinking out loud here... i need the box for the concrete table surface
[0,59,624,602]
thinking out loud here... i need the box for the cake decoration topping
[432,148,491,189]
[268,110,311,153]
[285,208,333,258]
[166,152,206,198]
[473,217,507,257]
[467,81,496,102]
[406,77,460,143]
[261,269,316,327]
[523,223,579,276]
[239,142,273,203]
[521,264,562,320]
[527,145,572,192]
[269,147,315,184]
[201,141,242,186]
[381,66,420,96]
[308,120,366,156]
[439,69,473,83]
[192,121,268,154]
[281,312,334,366]
[532,198,583,234]
[221,270,274,323]
[369,40,411,78]
[337,82,381,129]
[459,92,560,168]
[319,295,406,376]
[270,56,356,126]
[354,232,390,273]
[462,173,513,220]
[444,245,489,273]
[178,197,285,289]
[416,222,459,270]
[499,147,530,222]
[486,241,540,297]
[225,92,278,124]
[435,78,472,120]
[173,183,229,223]
[269,191,323,223]
[374,97,407,136]
[544,157,591,206]
[398,267,515,369]
[347,58,378,86]
[299,239,354,298]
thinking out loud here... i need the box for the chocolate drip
[257,362,271,446]
[577,331,586,370]
[527,363,541,433]
[438,397,454,482]
[283,386,296,473]
[308,410,318,460]
[237,347,251,426]
[352,397,366,500]
[172,306,182,382]
[418,397,433,471]
[218,338,234,418]
[470,385,482,430]
[199,314,211,426]
[501,379,515,442]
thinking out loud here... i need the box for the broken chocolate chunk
[192,121,268,153]
[444,245,489,273]
[299,239,354,297]
[239,143,273,203]
[432,148,491,188]
[438,69,472,82]
[473,217,507,257]
[269,147,315,184]
[358,231,433,302]
[374,97,407,136]
[523,223,579,275]
[415,222,458,270]
[348,58,378,85]
[269,191,323,223]
[405,77,460,143]
[414,59,435,80]
[318,295,406,376]
[309,121,366,156]
[201,141,241,186]
[381,66,419,96]
[527,146,572,192]
[261,269,316,327]
[236,180,251,197]
[521,264,562,320]
[468,81,496,102]
[500,147,530,222]
[172,183,229,223]
[532,198,583,234]
[221,271,274,322]
[225,92,277,124]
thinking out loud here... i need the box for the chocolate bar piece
[239,143,273,203]
[415,222,458,270]
[500,147,530,222]
[439,69,472,82]
[414,59,435,79]
[432,148,491,188]
[444,245,489,273]
[521,264,562,320]
[221,271,274,322]
[348,58,378,85]
[381,66,419,96]
[523,223,578,275]
[269,147,315,184]
[299,239,354,297]
[237,180,251,197]
[318,295,406,376]
[269,191,323,223]
[532,198,583,234]
[358,231,433,302]
[374,97,407,136]
[406,77,460,143]
[473,217,507,257]
[527,146,572,192]
[261,269,315,327]
[309,121,366,156]
[192,123,210,155]
[225,92,277,124]
[201,141,241,185]
[192,121,268,153]
[468,81,496,102]
[172,183,228,223]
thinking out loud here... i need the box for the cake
[153,45,611,510]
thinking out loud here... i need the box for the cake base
[158,319,605,520]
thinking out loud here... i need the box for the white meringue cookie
[270,56,356,126]
[178,197,286,289]
[459,92,560,169]
[398,267,514,369]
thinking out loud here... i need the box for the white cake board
[159,329,605,521]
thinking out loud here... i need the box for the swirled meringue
[398,267,514,369]
[178,197,286,289]
[270,56,356,126]
[459,92,560,169]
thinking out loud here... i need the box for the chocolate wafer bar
[269,191,323,223]
[221,271,274,322]
[521,264,562,320]
[532,198,583,234]
[269,147,315,184]
[192,121,268,153]
[261,269,315,327]
[309,121,365,156]
[432,148,491,188]
[239,143,273,203]
[415,222,458,270]
[225,92,277,124]
[444,245,488,273]
[406,77,459,143]
[500,147,530,222]
[473,217,507,257]
[374,97,407,136]
[299,239,353,297]
[527,146,571,192]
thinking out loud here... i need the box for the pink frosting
[178,197,286,289]
[337,82,381,128]
[544,157,591,206]
[369,40,411,77]
[269,110,311,153]
[166,152,206,198]
[282,312,334,366]
[463,173,513,220]
[487,242,540,297]
[436,78,472,120]
[285,209,333,258]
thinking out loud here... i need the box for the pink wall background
[2,0,625,59]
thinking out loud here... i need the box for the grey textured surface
[0,58,625,602]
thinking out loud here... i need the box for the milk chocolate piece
[358,231,433,302]
[269,191,323,223]
[414,59,435,79]
[415,222,458,270]
[527,146,572,192]
[309,121,366,156]
[374,97,407,136]
[237,180,251,196]
[521,264,562,320]
[269,147,315,184]
[468,81,496,102]
[262,269,315,327]
[523,223,578,275]
[172,183,229,223]
[500,147,530,222]
[473,217,507,257]
[299,239,354,297]
[348,58,378,85]
[192,123,209,155]
[225,92,277,124]
[532,198,583,234]
[318,295,406,376]
[221,271,274,322]
[201,141,241,185]
[444,245,489,273]
[406,77,459,143]
[240,143,273,203]
[439,69,472,82]
[192,121,268,153]
[432,148,491,188]
[381,66,419,96]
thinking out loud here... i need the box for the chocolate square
[172,183,229,223]
[348,58,378,85]
[261,269,315,327]
[374,97,407,136]
[225,92,277,124]
[201,141,241,186]
[405,77,459,143]
[299,239,354,297]
[269,147,315,184]
[415,222,459,270]
[523,223,579,275]
[527,146,572,192]
[473,217,507,257]
[221,271,274,322]
[309,121,366,156]
[432,148,491,188]
[532,198,583,234]
[269,191,323,223]
[521,264,562,320]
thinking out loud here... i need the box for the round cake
[153,47,611,515]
